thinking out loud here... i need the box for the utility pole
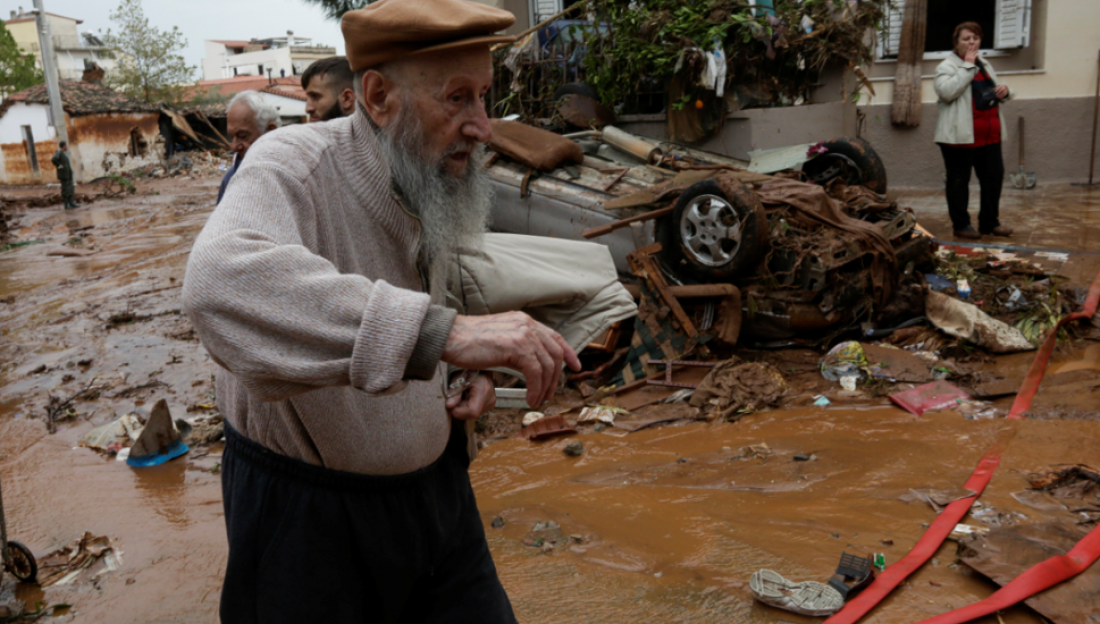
[31,0,69,147]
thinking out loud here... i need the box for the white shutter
[994,0,1032,49]
[878,0,905,58]
[535,0,560,22]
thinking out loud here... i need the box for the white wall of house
[203,41,230,82]
[0,103,55,145]
[204,45,293,80]
[69,113,163,179]
[0,103,59,184]
[257,92,306,119]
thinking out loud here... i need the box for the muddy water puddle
[0,177,1096,623]
[0,178,226,622]
[473,407,1100,623]
[0,416,225,623]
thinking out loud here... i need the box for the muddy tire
[802,136,888,194]
[7,541,37,583]
[553,82,599,102]
[658,179,767,282]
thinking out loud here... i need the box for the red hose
[1008,269,1100,419]
[823,266,1100,624]
[912,523,1100,624]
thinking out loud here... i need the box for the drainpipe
[31,0,75,180]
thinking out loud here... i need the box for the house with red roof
[0,81,162,185]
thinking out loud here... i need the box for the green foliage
[579,0,886,111]
[0,21,43,98]
[101,0,195,105]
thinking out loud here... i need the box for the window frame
[876,0,1031,61]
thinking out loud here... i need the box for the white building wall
[0,103,59,184]
[257,92,306,119]
[203,41,230,82]
[214,48,293,80]
[0,103,55,144]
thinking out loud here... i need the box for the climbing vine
[492,0,886,121]
[579,0,886,110]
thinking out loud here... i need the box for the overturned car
[483,121,932,345]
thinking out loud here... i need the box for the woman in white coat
[933,22,1014,239]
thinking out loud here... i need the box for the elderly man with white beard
[181,0,580,621]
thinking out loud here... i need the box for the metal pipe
[31,0,68,150]
[601,126,662,164]
[1089,49,1100,186]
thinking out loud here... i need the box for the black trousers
[220,422,517,624]
[938,142,1005,232]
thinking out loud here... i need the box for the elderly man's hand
[441,312,581,409]
[446,373,495,420]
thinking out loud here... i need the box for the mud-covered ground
[0,180,1097,623]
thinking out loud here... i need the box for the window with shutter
[994,0,1032,49]
[878,0,906,58]
[535,0,560,23]
[877,0,1031,59]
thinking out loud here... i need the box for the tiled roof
[193,76,306,98]
[175,102,229,119]
[211,40,253,48]
[4,81,158,116]
[262,85,307,102]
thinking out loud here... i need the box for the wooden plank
[891,0,927,127]
[582,205,673,239]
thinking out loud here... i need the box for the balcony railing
[289,45,335,55]
[52,35,109,51]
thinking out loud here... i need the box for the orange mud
[475,406,1100,624]
[0,180,1095,623]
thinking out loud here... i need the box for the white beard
[374,104,493,302]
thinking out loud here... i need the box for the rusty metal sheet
[517,414,576,440]
[959,521,1100,624]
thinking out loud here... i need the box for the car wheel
[553,82,600,102]
[658,179,767,282]
[7,541,36,583]
[802,136,888,194]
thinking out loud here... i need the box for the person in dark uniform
[51,141,80,209]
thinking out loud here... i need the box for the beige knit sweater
[182,108,458,475]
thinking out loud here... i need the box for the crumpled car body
[485,125,930,341]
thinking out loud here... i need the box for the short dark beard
[373,99,493,297]
[319,98,346,121]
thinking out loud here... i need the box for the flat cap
[341,0,516,71]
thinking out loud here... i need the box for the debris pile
[492,0,886,126]
[37,532,120,588]
[929,246,1080,345]
[689,358,788,421]
[123,151,231,180]
[79,398,221,464]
